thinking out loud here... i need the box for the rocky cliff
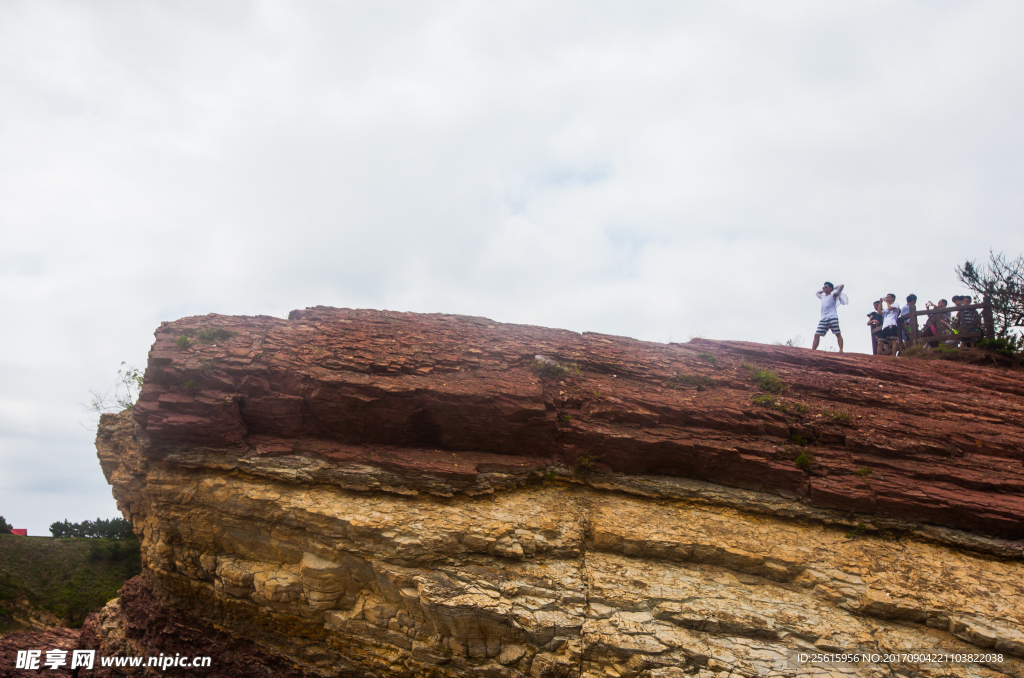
[90,307,1024,677]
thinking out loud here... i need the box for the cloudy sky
[2,1,1023,535]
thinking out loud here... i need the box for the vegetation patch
[558,413,573,425]
[196,328,238,344]
[530,358,581,380]
[978,337,1019,359]
[751,394,787,412]
[794,402,810,413]
[85,362,144,414]
[572,453,603,475]
[901,344,960,359]
[175,335,192,349]
[822,408,852,425]
[901,342,1022,367]
[0,534,141,630]
[185,379,200,396]
[531,359,566,379]
[844,522,867,539]
[855,467,873,478]
[665,373,717,391]
[696,352,717,365]
[790,433,811,446]
[793,450,812,469]
[48,518,135,540]
[744,363,786,394]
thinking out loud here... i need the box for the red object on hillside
[10,529,27,536]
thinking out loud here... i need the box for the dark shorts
[815,317,841,336]
[877,325,899,339]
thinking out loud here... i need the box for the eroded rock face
[94,308,1024,677]
[0,628,80,677]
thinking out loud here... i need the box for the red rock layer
[0,579,312,678]
[0,628,79,677]
[76,576,309,678]
[133,307,1024,538]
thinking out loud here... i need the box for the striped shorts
[815,317,841,336]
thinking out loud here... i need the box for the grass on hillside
[0,535,141,632]
[900,341,1023,367]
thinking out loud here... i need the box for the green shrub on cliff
[530,357,582,379]
[844,522,867,539]
[84,362,144,413]
[0,516,11,534]
[750,394,786,412]
[753,369,785,394]
[977,337,1018,358]
[196,327,237,344]
[572,453,602,475]
[743,363,786,394]
[821,408,852,425]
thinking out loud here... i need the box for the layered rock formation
[91,308,1024,677]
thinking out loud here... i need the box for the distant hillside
[0,534,141,634]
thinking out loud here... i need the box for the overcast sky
[2,1,1023,535]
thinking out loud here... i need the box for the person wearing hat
[812,281,847,354]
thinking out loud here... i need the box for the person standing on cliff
[812,282,847,353]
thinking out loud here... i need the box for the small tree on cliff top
[957,250,1024,348]
[85,362,144,413]
[0,515,11,534]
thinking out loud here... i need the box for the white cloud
[2,0,1023,533]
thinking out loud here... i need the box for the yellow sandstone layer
[94,411,1024,678]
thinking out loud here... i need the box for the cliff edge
[91,307,1024,677]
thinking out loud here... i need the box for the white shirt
[820,293,838,319]
[882,305,899,328]
[816,284,846,320]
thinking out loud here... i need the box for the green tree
[49,517,135,540]
[0,516,11,534]
[85,362,144,413]
[957,251,1024,348]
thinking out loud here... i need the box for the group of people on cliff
[865,294,981,353]
[811,282,981,356]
